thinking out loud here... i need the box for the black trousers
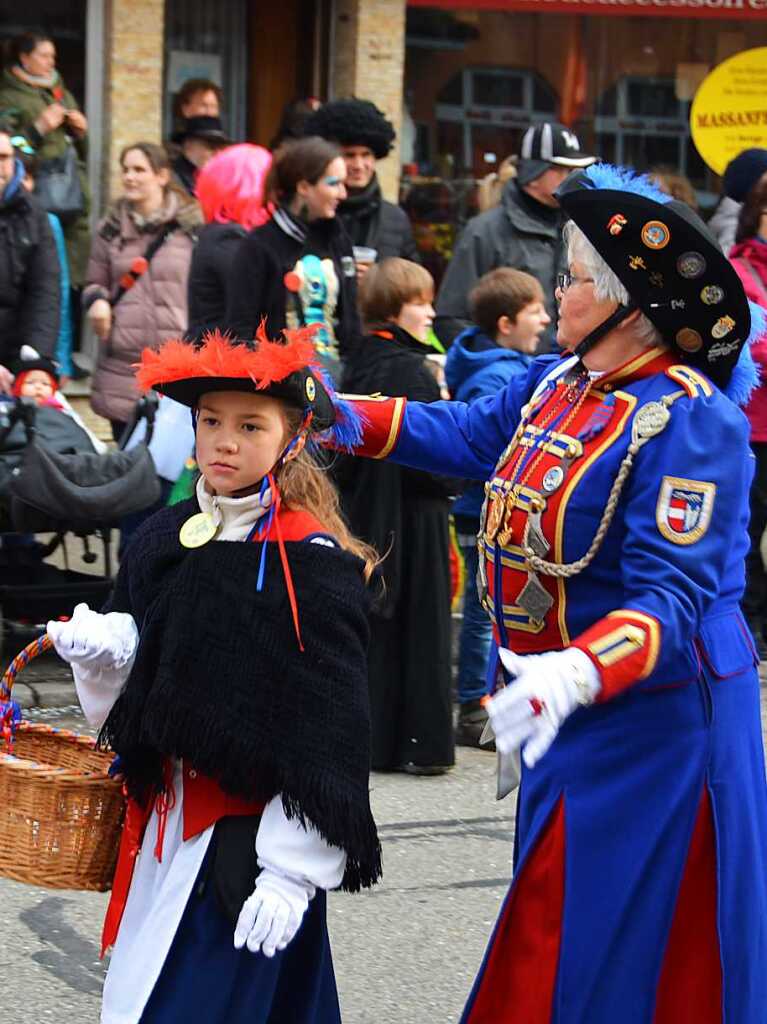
[743,441,767,629]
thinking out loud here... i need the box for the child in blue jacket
[445,268,550,745]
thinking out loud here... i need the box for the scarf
[274,205,308,243]
[195,474,272,540]
[338,175,382,247]
[12,65,61,91]
[100,497,381,891]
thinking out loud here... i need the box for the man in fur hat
[303,98,419,277]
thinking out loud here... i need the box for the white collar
[195,474,273,543]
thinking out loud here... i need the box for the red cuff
[572,609,661,701]
[336,394,406,458]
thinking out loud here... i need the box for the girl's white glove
[488,648,601,768]
[46,603,138,671]
[233,868,314,958]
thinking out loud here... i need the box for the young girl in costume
[47,327,381,1024]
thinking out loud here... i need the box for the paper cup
[352,246,378,266]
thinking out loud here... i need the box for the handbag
[34,140,85,224]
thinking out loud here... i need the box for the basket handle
[1,634,54,702]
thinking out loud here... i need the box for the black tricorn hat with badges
[135,326,364,449]
[555,164,760,392]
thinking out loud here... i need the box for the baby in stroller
[10,347,106,454]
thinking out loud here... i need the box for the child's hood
[445,326,531,395]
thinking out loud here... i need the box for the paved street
[0,650,765,1023]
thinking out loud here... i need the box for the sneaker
[456,699,492,749]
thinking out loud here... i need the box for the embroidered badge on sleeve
[656,475,716,545]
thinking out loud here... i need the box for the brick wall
[332,0,407,202]
[104,0,165,201]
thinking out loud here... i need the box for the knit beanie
[723,148,767,203]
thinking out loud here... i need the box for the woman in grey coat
[83,142,201,438]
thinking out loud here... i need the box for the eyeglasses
[557,271,594,292]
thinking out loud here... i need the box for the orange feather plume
[135,324,321,394]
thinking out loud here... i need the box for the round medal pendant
[179,511,219,548]
[542,466,564,493]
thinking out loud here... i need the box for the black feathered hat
[555,164,762,392]
[135,327,366,450]
[303,99,395,160]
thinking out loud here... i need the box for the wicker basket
[0,635,125,891]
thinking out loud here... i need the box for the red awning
[407,0,767,20]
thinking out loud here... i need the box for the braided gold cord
[521,391,685,579]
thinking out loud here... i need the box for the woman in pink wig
[187,143,272,341]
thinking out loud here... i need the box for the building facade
[1,1,764,213]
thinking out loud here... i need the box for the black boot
[456,699,492,749]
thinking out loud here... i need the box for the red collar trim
[598,347,675,389]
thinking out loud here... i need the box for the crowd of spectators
[2,24,767,763]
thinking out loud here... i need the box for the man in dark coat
[0,129,59,389]
[170,116,231,197]
[434,122,596,350]
[303,99,419,275]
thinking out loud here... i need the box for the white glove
[233,868,314,958]
[488,647,601,769]
[47,603,138,671]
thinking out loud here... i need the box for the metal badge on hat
[700,285,724,306]
[676,252,706,280]
[641,220,671,250]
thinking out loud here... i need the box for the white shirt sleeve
[72,656,136,730]
[255,794,347,893]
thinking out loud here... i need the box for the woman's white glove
[488,648,601,769]
[233,868,314,958]
[47,603,138,671]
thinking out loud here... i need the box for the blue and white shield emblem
[656,476,715,545]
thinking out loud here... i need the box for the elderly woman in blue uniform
[338,164,767,1022]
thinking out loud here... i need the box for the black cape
[335,327,456,770]
[100,498,381,891]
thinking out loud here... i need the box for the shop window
[434,68,557,177]
[594,76,713,202]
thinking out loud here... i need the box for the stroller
[0,394,160,657]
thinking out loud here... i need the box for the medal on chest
[179,511,219,548]
[482,376,619,628]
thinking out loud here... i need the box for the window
[433,68,557,177]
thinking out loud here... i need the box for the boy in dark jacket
[445,268,550,745]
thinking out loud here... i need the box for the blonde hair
[359,258,434,328]
[477,155,517,212]
[278,409,379,581]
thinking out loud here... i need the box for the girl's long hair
[277,408,378,581]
